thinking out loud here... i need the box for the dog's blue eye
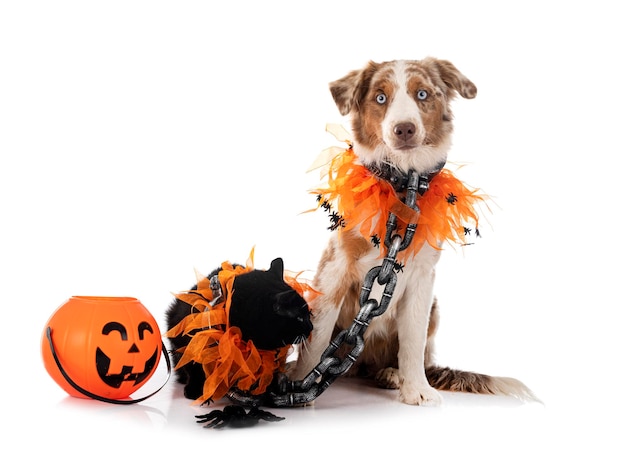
[417,90,428,100]
[376,93,387,104]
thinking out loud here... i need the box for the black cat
[166,257,313,400]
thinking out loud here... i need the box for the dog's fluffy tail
[426,366,539,402]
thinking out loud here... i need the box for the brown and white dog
[292,57,536,406]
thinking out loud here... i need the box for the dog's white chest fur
[352,243,441,337]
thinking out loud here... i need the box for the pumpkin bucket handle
[45,326,172,405]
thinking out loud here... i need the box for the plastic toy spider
[316,194,332,212]
[393,261,405,273]
[328,211,345,230]
[195,405,284,428]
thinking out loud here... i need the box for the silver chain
[227,170,428,408]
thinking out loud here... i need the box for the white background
[1,1,624,449]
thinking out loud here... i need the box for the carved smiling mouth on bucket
[95,348,158,388]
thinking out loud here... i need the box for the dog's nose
[393,122,416,141]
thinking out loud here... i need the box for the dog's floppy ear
[329,61,379,115]
[424,58,477,100]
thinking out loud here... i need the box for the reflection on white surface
[36,368,551,448]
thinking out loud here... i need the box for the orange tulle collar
[310,125,487,260]
[166,251,315,405]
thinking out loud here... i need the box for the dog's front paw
[399,383,442,406]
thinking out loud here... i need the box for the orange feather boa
[166,252,315,405]
[311,140,487,259]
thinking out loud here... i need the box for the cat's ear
[268,258,284,278]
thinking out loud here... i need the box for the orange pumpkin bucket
[42,296,170,403]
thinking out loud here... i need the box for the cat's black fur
[166,257,313,400]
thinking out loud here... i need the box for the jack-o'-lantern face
[96,320,159,388]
